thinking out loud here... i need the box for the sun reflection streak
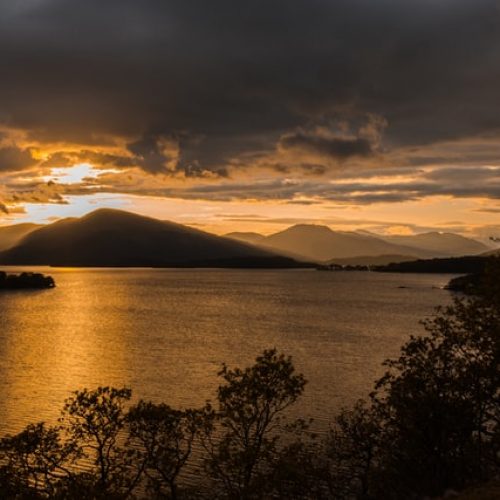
[0,271,131,432]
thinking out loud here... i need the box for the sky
[0,0,500,239]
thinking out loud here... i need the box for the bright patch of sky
[43,163,119,185]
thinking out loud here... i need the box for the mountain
[225,232,265,245]
[0,223,42,252]
[482,248,500,256]
[380,232,490,257]
[1,215,490,267]
[257,224,435,262]
[0,209,306,268]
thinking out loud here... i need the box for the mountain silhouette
[1,214,490,266]
[0,223,42,252]
[380,232,490,257]
[224,232,265,245]
[483,248,500,256]
[0,209,304,268]
[255,224,438,262]
[225,225,490,263]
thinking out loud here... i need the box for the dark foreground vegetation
[446,259,500,297]
[1,262,499,499]
[0,271,55,290]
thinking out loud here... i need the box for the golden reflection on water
[0,269,454,435]
[1,272,130,431]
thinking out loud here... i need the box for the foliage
[328,283,500,498]
[201,348,307,498]
[127,401,203,499]
[377,295,499,497]
[327,401,382,499]
[0,422,77,498]
[58,386,138,497]
[267,433,338,499]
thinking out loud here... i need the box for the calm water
[0,268,455,435]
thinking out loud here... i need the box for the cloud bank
[0,0,500,219]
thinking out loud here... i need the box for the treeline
[375,255,491,274]
[1,266,499,499]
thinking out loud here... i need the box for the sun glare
[48,163,98,184]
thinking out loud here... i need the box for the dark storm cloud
[126,133,227,176]
[0,147,37,172]
[280,132,372,160]
[127,136,172,174]
[1,0,500,174]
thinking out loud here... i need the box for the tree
[202,349,307,499]
[267,432,336,499]
[323,258,500,499]
[0,422,78,498]
[59,386,140,497]
[127,401,203,499]
[326,401,382,499]
[330,291,500,499]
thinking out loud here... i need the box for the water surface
[0,268,455,434]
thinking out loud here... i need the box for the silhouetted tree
[59,386,139,498]
[0,422,78,498]
[127,401,204,499]
[326,401,382,499]
[392,303,496,494]
[266,432,339,499]
[201,349,307,499]
[329,288,500,499]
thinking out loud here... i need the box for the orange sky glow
[1,1,500,242]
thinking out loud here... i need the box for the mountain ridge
[379,231,489,257]
[253,224,440,262]
[0,209,305,268]
[1,212,491,266]
[226,224,490,262]
[0,223,43,252]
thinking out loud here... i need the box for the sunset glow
[0,0,498,242]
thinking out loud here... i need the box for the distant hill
[0,209,306,268]
[256,224,436,262]
[0,223,42,252]
[235,225,490,263]
[225,232,265,245]
[328,254,419,266]
[380,232,490,257]
[482,248,500,256]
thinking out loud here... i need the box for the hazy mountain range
[0,223,42,252]
[0,209,493,267]
[226,225,491,263]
